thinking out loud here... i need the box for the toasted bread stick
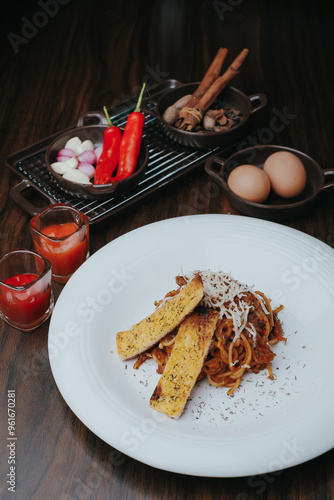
[149,307,219,419]
[116,274,204,361]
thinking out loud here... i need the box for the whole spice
[175,48,249,131]
[94,107,122,185]
[162,48,228,126]
[183,47,228,108]
[116,83,146,180]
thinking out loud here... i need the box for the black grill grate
[8,83,224,226]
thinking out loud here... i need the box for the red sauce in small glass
[0,273,51,326]
[41,222,78,239]
[36,222,88,277]
[4,273,38,287]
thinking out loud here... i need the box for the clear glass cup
[0,249,54,332]
[29,203,90,284]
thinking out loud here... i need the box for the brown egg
[263,151,307,198]
[227,164,271,203]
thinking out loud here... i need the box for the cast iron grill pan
[6,80,243,226]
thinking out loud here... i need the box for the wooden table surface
[1,1,334,498]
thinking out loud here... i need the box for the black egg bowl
[205,145,334,221]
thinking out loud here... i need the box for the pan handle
[321,169,334,192]
[10,180,54,216]
[248,93,267,115]
[204,155,227,186]
[141,96,160,119]
[77,110,108,127]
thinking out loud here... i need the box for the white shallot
[51,157,78,174]
[76,140,94,154]
[63,169,91,184]
[64,136,82,154]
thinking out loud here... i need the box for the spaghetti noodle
[134,271,285,395]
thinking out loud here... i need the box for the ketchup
[35,222,89,278]
[0,273,51,327]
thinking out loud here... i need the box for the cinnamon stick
[199,48,249,111]
[176,48,249,131]
[185,47,228,108]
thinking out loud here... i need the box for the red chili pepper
[114,83,146,181]
[94,106,122,185]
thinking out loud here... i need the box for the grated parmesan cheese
[182,270,267,341]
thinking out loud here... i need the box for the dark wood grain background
[1,1,334,499]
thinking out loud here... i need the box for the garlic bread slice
[116,274,203,361]
[149,306,219,419]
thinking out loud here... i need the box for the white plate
[48,214,334,477]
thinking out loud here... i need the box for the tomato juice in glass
[30,204,90,284]
[0,250,54,332]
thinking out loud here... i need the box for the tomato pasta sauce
[134,271,285,396]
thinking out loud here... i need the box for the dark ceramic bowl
[141,80,267,149]
[45,111,149,200]
[205,145,334,220]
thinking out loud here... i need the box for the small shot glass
[30,203,89,284]
[0,249,54,332]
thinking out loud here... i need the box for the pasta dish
[133,270,285,396]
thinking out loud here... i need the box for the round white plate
[48,214,334,477]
